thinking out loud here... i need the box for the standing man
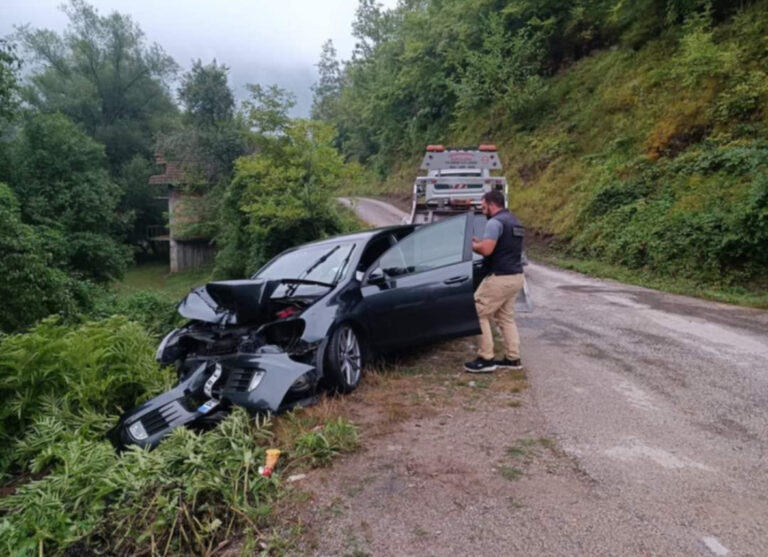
[464,190,525,373]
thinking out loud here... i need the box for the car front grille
[141,403,183,435]
[225,368,255,393]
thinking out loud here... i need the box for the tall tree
[242,83,296,137]
[179,59,235,128]
[163,59,245,183]
[351,0,392,59]
[155,60,247,247]
[16,0,178,170]
[0,39,21,122]
[311,40,343,122]
[2,112,131,282]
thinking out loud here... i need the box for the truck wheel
[325,324,364,393]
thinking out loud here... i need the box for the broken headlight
[128,421,149,441]
[155,328,181,364]
[248,371,266,392]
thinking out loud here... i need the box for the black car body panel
[111,215,484,449]
[110,352,314,449]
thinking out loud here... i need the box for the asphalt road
[344,196,768,556]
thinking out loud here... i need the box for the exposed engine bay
[109,278,329,450]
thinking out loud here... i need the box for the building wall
[168,188,215,273]
[170,239,216,273]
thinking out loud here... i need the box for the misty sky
[0,0,399,115]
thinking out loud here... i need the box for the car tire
[324,324,364,393]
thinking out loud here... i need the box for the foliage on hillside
[313,0,768,285]
[501,8,768,282]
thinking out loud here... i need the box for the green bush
[0,316,360,555]
[216,120,358,277]
[712,71,768,122]
[0,184,83,333]
[0,410,276,556]
[504,76,554,131]
[90,290,182,338]
[292,417,359,467]
[0,409,358,556]
[0,316,167,464]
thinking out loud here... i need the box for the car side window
[358,235,394,271]
[472,214,488,262]
[378,216,465,278]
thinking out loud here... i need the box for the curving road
[344,196,768,556]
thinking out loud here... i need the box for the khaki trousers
[474,273,524,360]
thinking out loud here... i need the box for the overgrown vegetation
[0,318,358,555]
[312,0,768,291]
[0,0,362,333]
[217,117,362,277]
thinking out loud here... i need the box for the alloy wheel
[337,326,362,386]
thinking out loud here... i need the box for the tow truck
[408,144,507,224]
[408,143,532,312]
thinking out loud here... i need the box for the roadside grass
[0,403,360,556]
[251,339,532,553]
[497,437,561,482]
[505,438,557,462]
[114,263,214,301]
[499,466,524,482]
[528,243,768,309]
[336,201,376,231]
[344,339,530,437]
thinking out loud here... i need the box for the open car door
[361,213,480,350]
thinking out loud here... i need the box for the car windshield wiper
[332,245,355,285]
[280,278,335,288]
[285,246,341,296]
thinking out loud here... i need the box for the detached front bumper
[109,351,314,449]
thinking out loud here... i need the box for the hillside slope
[497,7,768,286]
[335,2,768,291]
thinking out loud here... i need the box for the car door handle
[444,275,469,285]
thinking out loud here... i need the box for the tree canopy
[0,39,21,122]
[16,0,178,170]
[313,0,760,167]
[1,112,131,283]
[179,59,236,129]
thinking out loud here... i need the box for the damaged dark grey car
[111,213,484,449]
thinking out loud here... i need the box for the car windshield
[255,242,356,285]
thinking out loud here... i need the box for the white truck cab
[409,145,507,224]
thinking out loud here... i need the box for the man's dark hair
[483,190,505,208]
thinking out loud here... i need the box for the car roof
[293,225,415,250]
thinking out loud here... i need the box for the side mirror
[366,267,387,286]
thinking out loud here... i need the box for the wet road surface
[341,197,768,555]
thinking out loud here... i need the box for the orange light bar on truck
[426,145,445,152]
[478,144,498,152]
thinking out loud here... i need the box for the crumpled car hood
[178,279,282,325]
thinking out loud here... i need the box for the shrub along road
[315,197,768,556]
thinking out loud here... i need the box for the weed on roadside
[499,465,524,481]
